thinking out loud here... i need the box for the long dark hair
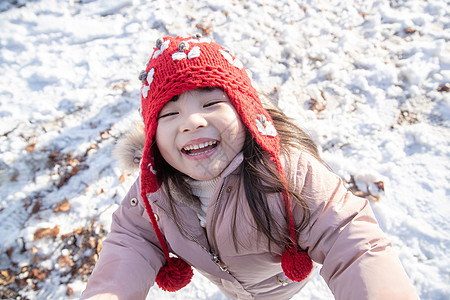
[151,94,321,252]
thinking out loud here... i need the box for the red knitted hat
[139,35,312,292]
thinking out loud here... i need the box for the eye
[203,100,223,108]
[157,111,178,120]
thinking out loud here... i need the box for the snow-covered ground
[0,0,449,299]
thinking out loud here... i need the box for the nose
[181,112,207,133]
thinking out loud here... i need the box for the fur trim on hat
[112,122,145,173]
[113,124,202,215]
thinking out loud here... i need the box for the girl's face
[155,88,246,181]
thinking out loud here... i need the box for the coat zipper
[209,182,229,272]
[153,185,230,274]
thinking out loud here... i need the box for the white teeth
[183,141,217,152]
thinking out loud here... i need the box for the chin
[189,174,217,181]
[188,169,221,181]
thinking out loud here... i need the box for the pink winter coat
[82,148,419,299]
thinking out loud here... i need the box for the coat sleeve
[291,152,419,300]
[81,178,166,300]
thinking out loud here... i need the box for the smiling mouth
[182,141,218,156]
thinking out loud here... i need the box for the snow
[0,0,448,299]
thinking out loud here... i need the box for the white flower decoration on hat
[233,58,243,69]
[255,114,277,137]
[147,162,157,175]
[147,68,155,85]
[172,52,187,60]
[153,40,170,59]
[188,46,201,59]
[220,49,244,70]
[142,84,150,98]
[220,49,233,64]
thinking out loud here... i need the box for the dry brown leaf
[88,144,98,152]
[87,237,96,249]
[25,142,36,152]
[112,82,128,94]
[48,152,59,159]
[1,270,10,278]
[100,129,111,139]
[70,165,81,176]
[68,158,80,166]
[54,198,71,213]
[75,227,84,235]
[58,255,74,267]
[310,97,326,113]
[97,239,103,254]
[0,270,15,285]
[437,83,450,92]
[66,286,74,297]
[195,23,211,35]
[376,181,385,191]
[31,201,41,214]
[368,195,380,202]
[31,268,47,281]
[311,102,326,112]
[119,174,126,183]
[353,190,366,197]
[404,27,416,34]
[33,226,60,241]
[10,171,19,182]
[397,110,418,125]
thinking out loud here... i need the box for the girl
[82,35,418,299]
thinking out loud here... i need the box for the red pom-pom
[155,257,194,292]
[281,248,313,282]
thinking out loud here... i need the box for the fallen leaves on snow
[1,221,106,298]
[344,175,385,202]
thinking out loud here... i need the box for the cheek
[235,123,246,149]
[233,117,246,141]
[222,109,244,137]
[155,128,170,158]
[223,117,246,150]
